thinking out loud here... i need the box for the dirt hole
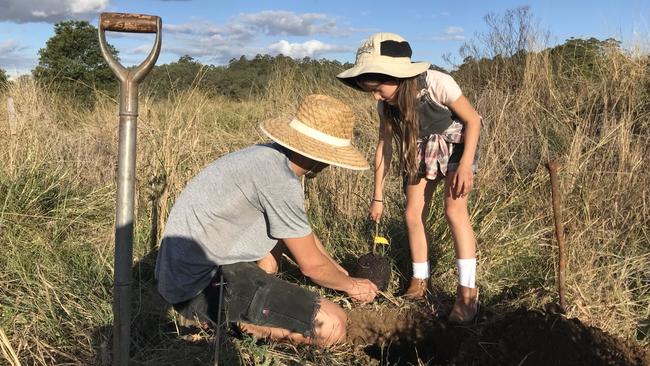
[347,306,649,365]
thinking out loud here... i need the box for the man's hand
[345,277,379,303]
[285,234,378,303]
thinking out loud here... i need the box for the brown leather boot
[448,285,479,324]
[402,277,429,300]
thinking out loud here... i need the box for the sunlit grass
[0,46,648,364]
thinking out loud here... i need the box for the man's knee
[313,299,347,346]
[257,252,279,274]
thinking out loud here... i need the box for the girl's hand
[369,201,384,222]
[453,164,474,198]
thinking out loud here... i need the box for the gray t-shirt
[155,143,312,304]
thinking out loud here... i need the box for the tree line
[0,17,646,105]
[0,68,7,90]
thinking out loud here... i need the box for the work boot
[402,277,429,300]
[448,285,479,324]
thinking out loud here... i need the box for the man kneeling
[155,94,378,346]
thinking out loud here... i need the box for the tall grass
[0,45,648,365]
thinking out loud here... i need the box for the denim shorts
[173,262,320,337]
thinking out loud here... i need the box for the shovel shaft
[100,12,158,33]
[98,12,162,366]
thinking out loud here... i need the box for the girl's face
[359,80,399,105]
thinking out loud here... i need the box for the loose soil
[351,252,392,291]
[347,305,649,366]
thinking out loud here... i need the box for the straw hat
[337,32,430,90]
[259,94,369,170]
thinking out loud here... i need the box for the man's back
[155,143,312,304]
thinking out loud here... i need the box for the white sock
[412,261,430,279]
[457,258,477,288]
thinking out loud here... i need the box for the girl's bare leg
[404,178,438,262]
[403,177,438,298]
[443,172,476,259]
[444,171,479,323]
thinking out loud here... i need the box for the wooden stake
[546,161,567,312]
[7,97,17,175]
[7,97,16,136]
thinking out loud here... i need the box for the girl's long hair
[358,73,421,183]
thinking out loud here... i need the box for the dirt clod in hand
[351,252,391,291]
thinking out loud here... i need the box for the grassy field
[0,46,648,365]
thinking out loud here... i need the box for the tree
[0,68,8,91]
[143,55,222,98]
[33,20,118,103]
[453,6,545,92]
[142,53,356,100]
[548,37,621,81]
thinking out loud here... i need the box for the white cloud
[432,35,466,41]
[444,26,464,35]
[160,11,354,63]
[0,40,21,54]
[166,44,245,61]
[238,11,339,36]
[0,0,109,23]
[165,21,255,43]
[0,40,35,76]
[430,26,465,41]
[265,39,348,59]
[166,10,343,39]
[130,44,155,55]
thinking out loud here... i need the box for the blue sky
[0,0,648,78]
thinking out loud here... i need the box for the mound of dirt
[347,306,649,366]
[457,308,649,366]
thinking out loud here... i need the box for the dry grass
[0,46,648,365]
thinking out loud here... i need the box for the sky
[0,0,648,78]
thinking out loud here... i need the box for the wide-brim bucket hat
[259,94,369,170]
[337,32,430,91]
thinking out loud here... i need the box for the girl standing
[337,32,482,323]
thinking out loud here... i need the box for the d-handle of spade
[98,12,161,366]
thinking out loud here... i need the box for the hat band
[380,40,412,58]
[289,118,351,147]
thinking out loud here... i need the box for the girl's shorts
[404,119,484,188]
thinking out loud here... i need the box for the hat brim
[337,61,430,91]
[259,116,370,171]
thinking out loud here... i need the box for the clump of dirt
[347,306,650,365]
[351,252,391,291]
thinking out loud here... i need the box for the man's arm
[283,233,378,303]
[313,235,348,276]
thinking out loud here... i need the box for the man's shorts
[172,262,320,337]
